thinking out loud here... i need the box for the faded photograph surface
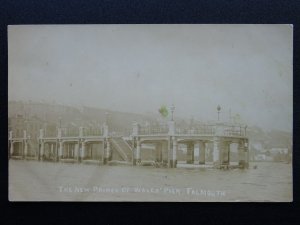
[8,25,293,201]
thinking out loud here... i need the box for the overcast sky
[8,24,293,131]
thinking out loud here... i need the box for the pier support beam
[133,139,141,166]
[57,128,63,161]
[103,139,111,165]
[23,130,27,159]
[155,142,162,163]
[80,142,85,162]
[169,137,177,168]
[58,141,63,160]
[50,144,54,159]
[221,142,230,166]
[39,141,44,161]
[78,127,84,162]
[38,129,44,161]
[55,141,59,162]
[238,140,246,168]
[161,141,168,164]
[75,143,79,162]
[186,142,194,164]
[24,141,28,159]
[245,140,249,169]
[213,138,224,168]
[9,131,13,158]
[10,141,14,157]
[199,141,206,165]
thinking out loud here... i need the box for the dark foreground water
[9,160,292,202]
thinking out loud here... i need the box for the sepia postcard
[8,24,293,202]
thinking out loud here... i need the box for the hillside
[8,100,157,131]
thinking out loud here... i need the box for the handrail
[136,123,247,137]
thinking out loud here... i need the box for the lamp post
[24,120,28,132]
[43,122,47,137]
[217,105,221,121]
[105,112,109,125]
[59,117,62,128]
[170,104,175,121]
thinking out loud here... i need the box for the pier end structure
[131,121,249,169]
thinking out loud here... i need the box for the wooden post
[238,140,246,168]
[169,137,177,168]
[186,142,194,164]
[199,141,206,165]
[59,141,63,160]
[156,142,162,163]
[103,139,111,165]
[213,138,222,168]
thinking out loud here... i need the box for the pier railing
[139,125,169,135]
[176,125,215,136]
[222,125,246,137]
[13,131,25,139]
[83,127,103,136]
[177,124,246,137]
[110,128,132,137]
[135,123,247,137]
[62,127,80,137]
[44,129,57,138]
[15,122,247,140]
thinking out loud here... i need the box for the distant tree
[233,113,243,123]
[158,105,168,118]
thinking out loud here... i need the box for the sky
[8,24,293,132]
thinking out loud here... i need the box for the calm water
[9,160,292,202]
